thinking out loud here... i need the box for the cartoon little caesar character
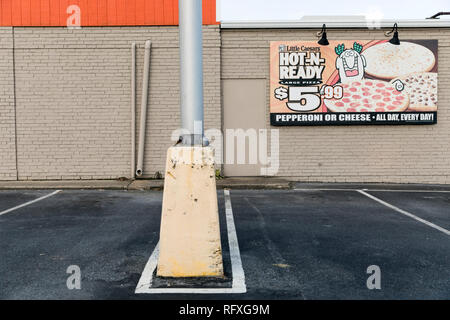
[335,42,367,83]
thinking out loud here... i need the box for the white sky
[219,0,449,21]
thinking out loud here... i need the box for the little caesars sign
[270,40,438,126]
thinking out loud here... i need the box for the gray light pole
[179,0,205,146]
[156,0,223,278]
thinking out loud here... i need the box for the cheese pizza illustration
[335,42,367,83]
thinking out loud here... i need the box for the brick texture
[0,25,221,180]
[1,26,449,183]
[0,27,17,180]
[221,28,450,184]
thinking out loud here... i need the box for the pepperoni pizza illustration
[323,79,409,113]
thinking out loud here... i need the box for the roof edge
[220,19,450,29]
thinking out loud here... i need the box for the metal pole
[179,0,204,146]
[131,42,136,179]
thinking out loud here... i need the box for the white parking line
[135,189,246,294]
[0,190,62,217]
[224,189,247,293]
[358,190,450,236]
[135,242,160,292]
[294,188,450,193]
[294,188,358,192]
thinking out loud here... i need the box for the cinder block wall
[221,28,450,184]
[0,25,221,181]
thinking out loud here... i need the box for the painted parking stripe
[358,190,450,236]
[224,189,247,293]
[0,190,62,217]
[135,189,246,294]
[135,242,160,292]
[294,188,450,193]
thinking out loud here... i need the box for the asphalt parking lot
[0,184,449,300]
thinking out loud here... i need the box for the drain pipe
[131,42,136,179]
[136,40,152,177]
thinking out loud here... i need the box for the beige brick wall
[131,26,221,177]
[221,28,450,184]
[2,25,449,184]
[0,25,221,180]
[0,27,17,181]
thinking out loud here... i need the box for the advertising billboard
[270,40,438,125]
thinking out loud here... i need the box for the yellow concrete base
[157,146,224,277]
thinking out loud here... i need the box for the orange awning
[0,0,218,26]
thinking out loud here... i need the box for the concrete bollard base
[157,146,224,277]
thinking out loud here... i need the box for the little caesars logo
[278,44,325,86]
